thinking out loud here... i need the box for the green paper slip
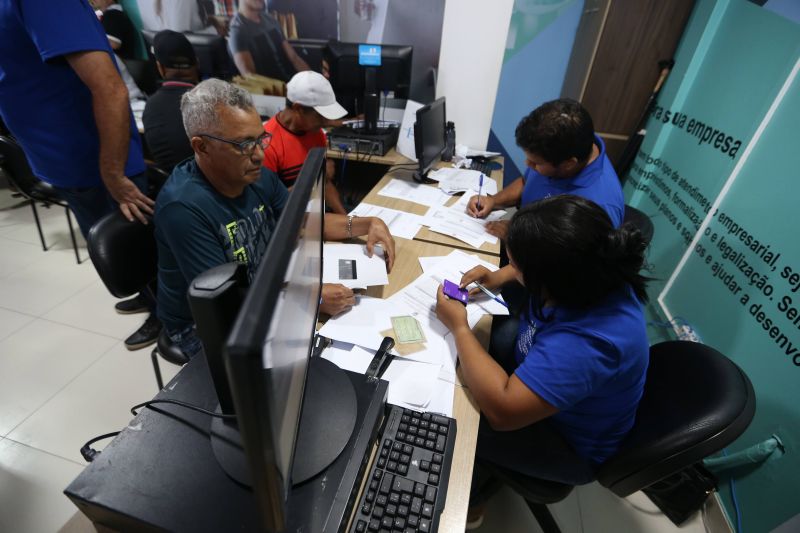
[390,315,426,344]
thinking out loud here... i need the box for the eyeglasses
[199,131,272,155]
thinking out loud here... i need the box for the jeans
[53,173,147,238]
[167,324,203,360]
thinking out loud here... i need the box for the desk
[356,236,494,532]
[326,146,413,167]
[64,186,495,533]
[358,164,505,257]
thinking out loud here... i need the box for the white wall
[437,0,514,149]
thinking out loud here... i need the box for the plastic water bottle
[442,121,456,161]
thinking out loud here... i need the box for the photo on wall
[123,0,446,104]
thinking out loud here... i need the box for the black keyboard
[469,160,493,175]
[351,405,457,533]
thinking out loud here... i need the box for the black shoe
[115,293,149,315]
[124,314,162,351]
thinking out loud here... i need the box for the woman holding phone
[435,194,650,525]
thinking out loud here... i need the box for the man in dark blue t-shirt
[156,79,395,358]
[466,98,624,236]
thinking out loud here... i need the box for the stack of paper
[349,203,426,240]
[322,243,389,289]
[427,168,499,195]
[317,251,508,416]
[421,192,506,249]
[377,178,451,208]
[321,341,455,415]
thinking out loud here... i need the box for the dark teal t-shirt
[514,286,649,464]
[155,159,289,334]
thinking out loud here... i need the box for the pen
[459,270,509,309]
[471,280,509,308]
[476,173,484,211]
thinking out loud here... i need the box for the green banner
[623,0,800,530]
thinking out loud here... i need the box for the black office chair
[623,204,655,246]
[86,211,188,389]
[122,57,161,96]
[483,341,756,533]
[0,135,83,264]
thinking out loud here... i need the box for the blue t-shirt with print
[0,0,145,188]
[514,286,649,464]
[521,135,624,227]
[155,159,289,334]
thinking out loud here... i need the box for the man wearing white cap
[262,70,348,214]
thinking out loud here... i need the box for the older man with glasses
[154,79,395,358]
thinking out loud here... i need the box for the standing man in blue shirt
[0,0,159,350]
[467,98,624,238]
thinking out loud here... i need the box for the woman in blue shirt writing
[435,194,650,520]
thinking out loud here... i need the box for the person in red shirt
[262,70,348,214]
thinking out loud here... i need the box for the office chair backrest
[597,340,756,497]
[0,135,54,202]
[87,211,158,299]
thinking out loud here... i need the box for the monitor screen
[415,97,447,178]
[323,40,413,114]
[224,147,325,529]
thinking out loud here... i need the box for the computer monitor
[413,97,447,183]
[324,40,413,131]
[195,148,360,531]
[141,29,234,80]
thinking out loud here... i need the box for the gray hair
[180,78,255,137]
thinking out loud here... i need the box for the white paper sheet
[322,243,388,289]
[383,358,440,408]
[424,206,492,248]
[317,296,458,370]
[387,250,509,327]
[428,168,499,195]
[451,190,507,221]
[396,100,423,162]
[349,203,425,240]
[418,256,444,273]
[321,340,450,413]
[377,178,451,208]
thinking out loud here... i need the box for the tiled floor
[0,189,717,532]
[0,190,179,532]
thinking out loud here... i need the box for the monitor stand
[209,356,358,487]
[413,169,438,184]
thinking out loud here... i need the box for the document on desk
[349,203,426,240]
[452,190,508,220]
[377,178,451,208]
[322,243,388,289]
[428,168,499,195]
[318,296,458,370]
[386,250,509,337]
[322,342,454,416]
[423,206,493,248]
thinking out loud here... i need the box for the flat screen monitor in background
[214,147,358,531]
[323,40,413,132]
[413,97,447,183]
[289,38,327,73]
[141,30,234,80]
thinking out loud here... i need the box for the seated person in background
[467,98,624,239]
[435,195,649,523]
[143,30,199,172]
[92,0,138,60]
[155,79,395,358]
[228,0,309,80]
[263,71,348,214]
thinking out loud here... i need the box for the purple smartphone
[443,279,469,305]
